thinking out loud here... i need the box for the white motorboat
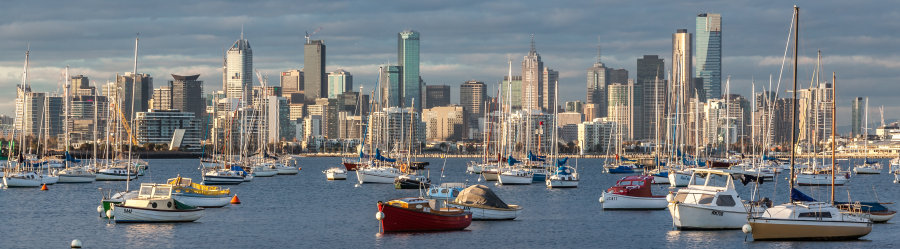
[112,183,205,223]
[600,175,667,210]
[167,177,232,208]
[323,167,347,180]
[96,167,138,181]
[100,190,139,216]
[668,169,749,229]
[853,161,881,174]
[795,169,849,186]
[448,184,521,220]
[546,165,578,188]
[273,163,299,175]
[497,168,533,185]
[425,182,466,201]
[482,168,499,181]
[749,201,871,240]
[251,164,278,177]
[201,168,245,185]
[356,166,401,184]
[57,167,96,183]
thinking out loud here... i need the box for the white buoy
[96,205,103,214]
[375,211,385,221]
[742,224,752,234]
[106,210,113,219]
[598,196,605,203]
[666,193,675,202]
[71,239,82,248]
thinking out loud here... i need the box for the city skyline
[0,1,895,125]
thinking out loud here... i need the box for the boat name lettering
[124,208,133,213]
[711,210,723,216]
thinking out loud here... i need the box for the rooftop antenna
[241,24,244,41]
[597,43,602,63]
[529,34,536,53]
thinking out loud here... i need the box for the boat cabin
[122,184,180,210]
[605,175,657,197]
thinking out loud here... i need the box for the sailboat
[4,48,57,187]
[546,81,577,188]
[497,60,532,185]
[854,99,882,174]
[57,66,96,183]
[746,7,872,240]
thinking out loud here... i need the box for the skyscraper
[586,48,608,119]
[304,40,326,102]
[380,65,402,108]
[225,34,252,101]
[673,29,694,105]
[425,85,451,108]
[608,81,634,140]
[327,69,352,98]
[151,86,172,110]
[696,13,722,101]
[636,55,667,140]
[852,97,865,137]
[170,74,204,118]
[398,30,421,111]
[281,69,303,94]
[500,76,523,110]
[460,80,486,137]
[542,67,558,111]
[70,75,94,96]
[116,72,152,120]
[521,36,544,112]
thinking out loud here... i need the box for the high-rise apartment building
[304,40,326,102]
[696,13,722,101]
[608,81,634,140]
[225,35,252,101]
[460,80,486,138]
[425,85,451,109]
[327,69,352,98]
[398,30,422,111]
[152,86,172,110]
[586,51,608,119]
[500,76,523,110]
[170,74,204,119]
[70,75,94,96]
[422,105,467,141]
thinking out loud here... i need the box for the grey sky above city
[0,0,896,125]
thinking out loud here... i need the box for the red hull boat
[378,198,471,232]
[343,162,361,171]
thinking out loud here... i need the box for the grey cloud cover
[0,0,896,124]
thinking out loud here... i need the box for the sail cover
[454,185,509,209]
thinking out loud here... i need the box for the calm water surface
[1,157,898,248]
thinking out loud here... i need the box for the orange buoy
[40,184,48,191]
[230,195,241,204]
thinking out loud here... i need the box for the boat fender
[666,193,675,203]
[741,224,752,233]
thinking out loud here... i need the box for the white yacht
[497,168,533,185]
[356,166,401,184]
[748,201,871,240]
[323,167,347,180]
[57,167,96,183]
[668,169,749,229]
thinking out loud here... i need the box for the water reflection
[123,223,175,248]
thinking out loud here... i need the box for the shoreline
[54,151,897,159]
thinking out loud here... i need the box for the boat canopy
[374,149,397,163]
[64,151,81,163]
[834,201,890,213]
[790,188,817,202]
[454,185,510,209]
[507,156,520,166]
[528,151,546,162]
[556,157,568,166]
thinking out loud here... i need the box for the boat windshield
[703,173,729,188]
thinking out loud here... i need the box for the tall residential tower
[696,13,722,101]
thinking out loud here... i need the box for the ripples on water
[0,158,897,248]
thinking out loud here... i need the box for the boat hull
[276,167,299,175]
[749,218,872,240]
[96,173,138,181]
[498,173,532,185]
[853,167,880,174]
[356,171,396,184]
[482,171,499,181]
[326,172,347,180]
[112,205,205,223]
[379,203,471,232]
[546,179,578,188]
[668,172,692,187]
[796,174,848,186]
[2,177,43,187]
[342,162,360,171]
[447,203,520,220]
[172,195,231,208]
[201,176,244,185]
[57,174,96,183]
[253,169,278,177]
[668,203,747,229]
[600,192,667,210]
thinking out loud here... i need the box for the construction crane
[111,101,140,146]
[304,27,322,44]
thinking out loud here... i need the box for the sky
[0,0,897,126]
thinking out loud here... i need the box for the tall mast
[788,6,799,192]
[830,72,836,203]
[127,34,139,191]
[64,66,70,169]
